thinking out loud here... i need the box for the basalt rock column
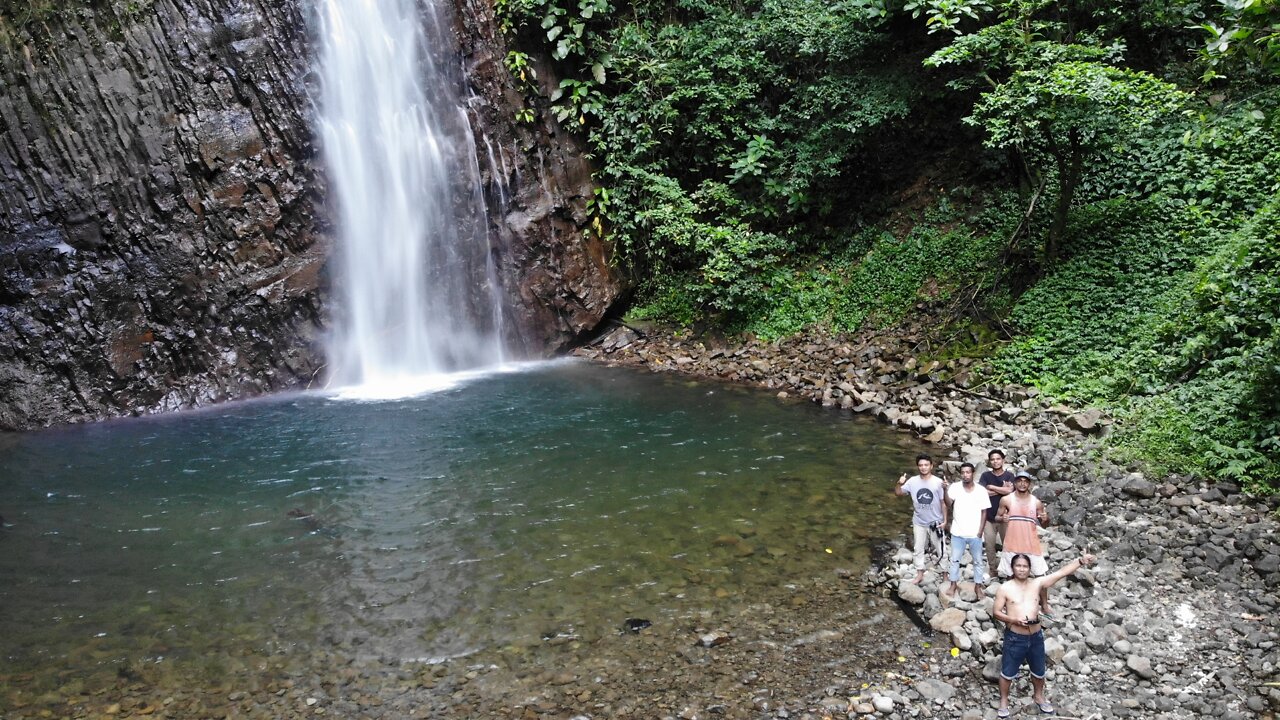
[0,0,326,430]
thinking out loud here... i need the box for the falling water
[317,0,506,396]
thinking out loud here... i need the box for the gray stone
[909,415,936,433]
[1105,624,1129,642]
[1062,649,1082,672]
[898,581,927,606]
[930,607,967,633]
[999,406,1023,422]
[1123,479,1158,499]
[1255,554,1280,574]
[977,628,1001,648]
[1066,408,1104,433]
[1126,655,1156,679]
[1045,636,1066,664]
[913,677,956,702]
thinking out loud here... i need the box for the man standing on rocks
[946,462,990,596]
[896,454,947,585]
[993,552,1096,717]
[979,449,1015,573]
[996,471,1053,616]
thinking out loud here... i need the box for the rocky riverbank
[574,322,1280,719]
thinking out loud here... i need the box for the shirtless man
[993,552,1096,717]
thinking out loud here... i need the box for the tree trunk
[1046,132,1084,265]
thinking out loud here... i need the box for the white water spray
[318,0,506,396]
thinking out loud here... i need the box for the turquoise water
[0,362,917,693]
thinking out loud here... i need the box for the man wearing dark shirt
[979,449,1015,573]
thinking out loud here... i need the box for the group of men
[895,451,1096,717]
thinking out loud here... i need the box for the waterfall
[317,0,506,396]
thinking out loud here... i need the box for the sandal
[1039,701,1055,714]
[997,708,1010,718]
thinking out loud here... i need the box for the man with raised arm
[993,552,1096,717]
[895,454,947,585]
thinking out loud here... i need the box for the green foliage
[1197,0,1280,83]
[969,62,1185,152]
[631,190,1021,340]
[1145,194,1280,488]
[911,1,1189,263]
[993,90,1280,491]
[904,0,994,35]
[496,0,932,330]
[0,0,60,30]
[497,0,1279,491]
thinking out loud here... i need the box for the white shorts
[998,551,1048,577]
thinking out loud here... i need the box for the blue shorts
[1001,629,1046,680]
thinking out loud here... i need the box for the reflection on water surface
[0,362,918,695]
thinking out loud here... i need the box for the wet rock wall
[450,0,618,355]
[0,0,618,430]
[0,0,324,430]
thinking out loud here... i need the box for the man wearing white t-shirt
[946,462,991,595]
[896,454,948,585]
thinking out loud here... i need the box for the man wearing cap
[979,449,1016,572]
[996,471,1053,616]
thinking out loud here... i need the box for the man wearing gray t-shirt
[896,453,948,584]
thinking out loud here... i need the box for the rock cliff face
[0,0,618,430]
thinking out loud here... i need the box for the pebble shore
[572,322,1280,719]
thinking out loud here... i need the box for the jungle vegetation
[497,0,1280,492]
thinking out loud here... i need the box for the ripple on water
[0,363,921,700]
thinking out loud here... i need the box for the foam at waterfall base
[326,360,571,401]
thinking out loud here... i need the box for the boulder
[1065,408,1104,433]
[929,607,967,633]
[913,677,956,702]
[1123,478,1158,499]
[898,582,927,606]
[1126,655,1156,679]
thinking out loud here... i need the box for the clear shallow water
[0,362,917,692]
